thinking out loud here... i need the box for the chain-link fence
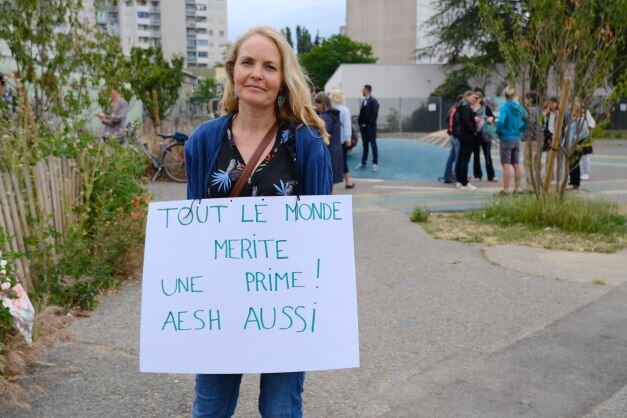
[346,96,627,134]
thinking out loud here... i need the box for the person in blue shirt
[184,26,332,418]
[496,86,528,194]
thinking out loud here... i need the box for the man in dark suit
[355,84,380,171]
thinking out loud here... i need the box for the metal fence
[345,96,627,133]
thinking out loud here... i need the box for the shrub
[471,193,627,236]
[410,207,430,223]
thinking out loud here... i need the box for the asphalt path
[1,139,626,417]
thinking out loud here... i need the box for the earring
[277,95,285,107]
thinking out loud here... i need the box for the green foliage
[194,77,220,100]
[29,142,147,310]
[281,27,294,48]
[472,193,627,236]
[420,0,503,86]
[126,46,185,123]
[296,25,314,55]
[431,68,473,99]
[410,207,430,224]
[300,35,377,89]
[0,0,121,120]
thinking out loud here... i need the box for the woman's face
[233,34,283,110]
[314,101,325,114]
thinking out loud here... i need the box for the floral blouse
[207,118,299,198]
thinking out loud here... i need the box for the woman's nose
[250,65,263,79]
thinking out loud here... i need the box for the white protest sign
[139,195,359,374]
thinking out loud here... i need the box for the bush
[410,207,430,223]
[472,193,627,236]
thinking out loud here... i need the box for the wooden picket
[0,158,83,293]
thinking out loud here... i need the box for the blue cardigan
[184,114,333,199]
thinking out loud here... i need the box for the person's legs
[258,372,305,418]
[581,154,591,178]
[502,164,512,192]
[358,127,370,167]
[500,140,515,193]
[511,141,522,192]
[569,152,582,189]
[442,136,457,182]
[472,138,482,180]
[193,374,243,418]
[455,136,473,186]
[369,126,379,165]
[481,140,496,181]
[342,145,354,187]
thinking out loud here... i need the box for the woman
[184,26,332,417]
[328,89,355,189]
[472,93,497,182]
[496,86,528,194]
[567,102,591,190]
[314,92,344,188]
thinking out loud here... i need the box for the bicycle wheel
[161,142,187,183]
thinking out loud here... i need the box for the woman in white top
[329,89,355,189]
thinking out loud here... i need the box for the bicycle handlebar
[157,132,189,142]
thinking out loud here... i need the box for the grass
[421,193,627,253]
[410,206,430,223]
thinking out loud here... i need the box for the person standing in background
[496,86,528,194]
[329,89,355,189]
[454,90,481,190]
[355,84,380,171]
[314,92,344,189]
[97,87,129,144]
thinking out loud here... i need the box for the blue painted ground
[347,138,501,182]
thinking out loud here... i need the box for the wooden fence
[0,157,82,293]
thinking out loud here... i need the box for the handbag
[229,121,278,197]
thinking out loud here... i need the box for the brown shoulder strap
[229,121,278,197]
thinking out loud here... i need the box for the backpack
[478,106,497,142]
[447,107,456,135]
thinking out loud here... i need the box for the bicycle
[125,122,189,183]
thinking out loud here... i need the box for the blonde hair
[328,89,346,106]
[220,26,328,144]
[503,86,517,100]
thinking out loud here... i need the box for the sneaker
[460,183,477,191]
[581,174,590,180]
[354,163,365,170]
[372,164,379,172]
[455,182,462,188]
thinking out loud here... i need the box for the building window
[208,30,214,36]
[198,52,208,58]
[219,30,224,37]
[197,39,208,46]
[138,11,149,18]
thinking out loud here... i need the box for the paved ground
[1,139,626,417]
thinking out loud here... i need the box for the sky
[227,0,346,43]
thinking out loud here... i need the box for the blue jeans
[443,136,460,182]
[192,372,305,418]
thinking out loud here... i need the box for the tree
[0,0,123,121]
[479,0,627,197]
[126,46,185,124]
[300,35,377,89]
[280,27,294,48]
[194,77,220,100]
[296,25,314,55]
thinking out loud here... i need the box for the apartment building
[345,0,436,64]
[93,0,228,68]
